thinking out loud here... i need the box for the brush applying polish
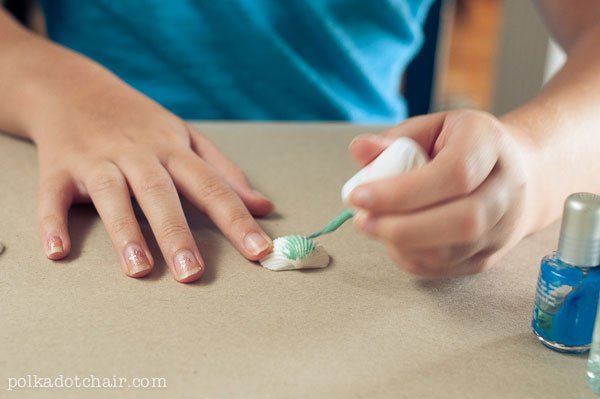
[259,138,429,272]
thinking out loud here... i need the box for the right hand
[27,52,273,283]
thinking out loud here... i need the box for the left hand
[348,110,537,278]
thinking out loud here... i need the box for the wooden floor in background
[441,0,502,111]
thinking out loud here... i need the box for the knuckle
[161,127,192,150]
[453,109,490,127]
[197,175,232,202]
[459,205,485,241]
[160,221,189,241]
[470,258,491,274]
[449,160,474,196]
[137,173,173,195]
[87,171,125,196]
[387,246,433,277]
[462,252,494,275]
[108,216,137,237]
[458,109,484,120]
[477,110,501,126]
[401,257,438,277]
[228,208,253,229]
[511,168,529,196]
[162,148,190,168]
[420,249,445,268]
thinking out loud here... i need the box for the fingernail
[124,244,151,275]
[349,134,377,150]
[47,236,64,256]
[351,187,373,208]
[244,232,271,256]
[173,250,202,280]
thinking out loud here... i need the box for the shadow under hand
[132,198,223,283]
[63,198,230,285]
[64,204,97,261]
[137,220,168,281]
[260,210,284,221]
[175,198,228,285]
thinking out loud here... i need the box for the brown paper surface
[0,123,592,398]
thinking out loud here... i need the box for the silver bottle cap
[557,193,600,267]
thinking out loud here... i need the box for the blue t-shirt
[39,0,433,123]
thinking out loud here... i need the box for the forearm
[501,21,600,233]
[0,9,73,140]
[0,10,133,143]
[0,9,42,138]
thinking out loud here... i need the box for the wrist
[2,36,71,143]
[5,35,115,144]
[499,117,547,236]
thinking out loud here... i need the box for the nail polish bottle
[532,193,600,353]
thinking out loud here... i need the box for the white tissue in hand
[259,235,330,271]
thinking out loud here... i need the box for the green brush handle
[307,209,355,239]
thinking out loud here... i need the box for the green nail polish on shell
[281,235,316,260]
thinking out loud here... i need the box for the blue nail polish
[532,193,600,353]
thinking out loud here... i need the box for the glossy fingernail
[173,249,202,280]
[47,236,64,256]
[244,232,271,256]
[124,244,151,275]
[351,187,373,208]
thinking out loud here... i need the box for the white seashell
[260,235,330,271]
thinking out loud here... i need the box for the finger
[378,112,448,152]
[454,250,497,276]
[387,245,454,278]
[348,113,449,167]
[349,116,501,213]
[188,127,274,217]
[38,170,74,260]
[388,245,494,278]
[348,134,394,166]
[165,149,273,261]
[397,244,481,274]
[353,168,509,249]
[117,155,204,283]
[84,162,153,278]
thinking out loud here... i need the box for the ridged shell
[281,235,316,260]
[260,236,330,271]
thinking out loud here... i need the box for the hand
[31,63,273,283]
[347,110,537,278]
